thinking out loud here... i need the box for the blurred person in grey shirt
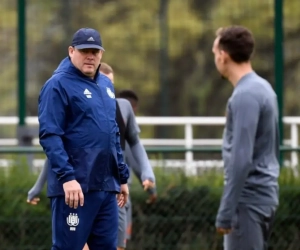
[212,26,280,250]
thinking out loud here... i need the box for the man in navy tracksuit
[38,28,130,250]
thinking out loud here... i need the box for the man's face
[69,47,103,78]
[103,72,114,83]
[212,37,228,79]
[128,98,138,114]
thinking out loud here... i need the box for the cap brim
[74,44,105,51]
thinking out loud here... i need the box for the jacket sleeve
[127,138,156,183]
[115,121,130,184]
[126,142,157,195]
[27,158,48,201]
[124,100,155,184]
[38,79,75,184]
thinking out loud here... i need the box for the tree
[0,0,300,140]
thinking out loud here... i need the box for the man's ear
[68,46,74,57]
[220,50,229,64]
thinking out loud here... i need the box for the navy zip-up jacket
[38,57,129,197]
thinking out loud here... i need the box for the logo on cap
[87,37,95,42]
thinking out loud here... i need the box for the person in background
[90,62,157,250]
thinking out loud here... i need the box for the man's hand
[216,227,232,235]
[117,184,129,208]
[142,179,155,191]
[27,197,40,205]
[63,180,84,209]
[146,194,157,204]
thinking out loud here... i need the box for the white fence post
[184,123,195,176]
[290,123,299,176]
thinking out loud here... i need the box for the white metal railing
[0,116,299,175]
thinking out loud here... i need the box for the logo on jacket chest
[106,87,115,99]
[83,88,92,98]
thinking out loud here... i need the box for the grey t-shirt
[117,98,156,191]
[216,72,280,228]
[117,98,140,143]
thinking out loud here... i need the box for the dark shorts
[224,203,276,250]
[51,191,118,250]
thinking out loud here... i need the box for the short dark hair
[118,89,139,102]
[216,26,255,63]
[100,62,113,74]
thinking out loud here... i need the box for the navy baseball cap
[71,28,105,51]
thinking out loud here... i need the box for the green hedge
[1,165,300,250]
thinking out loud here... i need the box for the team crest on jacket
[66,213,79,231]
[106,87,115,99]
